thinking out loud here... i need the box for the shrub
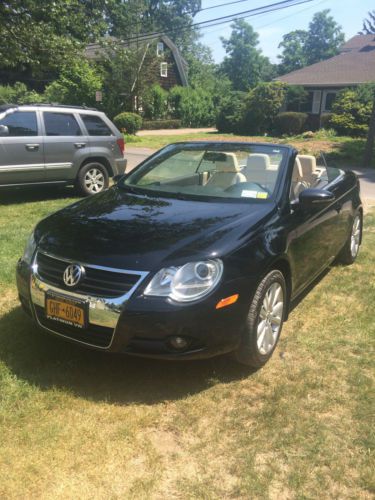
[285,86,309,112]
[113,112,142,135]
[330,86,375,137]
[320,112,333,129]
[240,82,287,135]
[143,84,168,120]
[274,112,308,136]
[168,86,215,127]
[216,91,246,133]
[0,82,44,105]
[142,119,182,130]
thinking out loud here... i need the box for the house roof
[277,35,375,87]
[85,35,188,87]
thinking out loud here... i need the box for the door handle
[74,142,86,149]
[25,144,40,151]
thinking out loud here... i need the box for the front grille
[34,305,113,348]
[36,252,141,298]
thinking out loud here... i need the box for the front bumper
[17,257,251,360]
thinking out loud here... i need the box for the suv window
[44,112,81,136]
[81,114,113,136]
[0,111,38,136]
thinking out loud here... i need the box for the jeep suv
[0,104,127,195]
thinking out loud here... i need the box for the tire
[76,162,109,196]
[234,270,287,368]
[336,212,362,265]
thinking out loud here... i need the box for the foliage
[320,113,334,129]
[113,112,142,135]
[0,82,43,105]
[240,82,287,135]
[220,20,275,91]
[43,59,102,108]
[216,92,246,133]
[285,85,309,112]
[142,119,181,130]
[168,86,215,127]
[330,86,375,137]
[274,112,308,136]
[360,10,375,34]
[278,10,345,74]
[143,84,168,120]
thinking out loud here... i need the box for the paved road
[125,147,375,203]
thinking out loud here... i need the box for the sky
[194,0,374,63]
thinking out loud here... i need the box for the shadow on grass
[0,306,252,406]
[0,185,79,206]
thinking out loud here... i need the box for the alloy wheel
[84,167,105,194]
[257,282,284,355]
[350,215,361,258]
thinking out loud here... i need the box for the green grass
[126,130,374,168]
[0,189,374,498]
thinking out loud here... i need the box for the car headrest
[214,152,240,173]
[246,154,271,171]
[292,157,303,181]
[297,155,317,176]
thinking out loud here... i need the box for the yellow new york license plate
[45,293,87,329]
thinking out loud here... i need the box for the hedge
[274,112,308,136]
[142,119,182,130]
[113,112,142,135]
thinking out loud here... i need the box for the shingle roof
[277,35,375,87]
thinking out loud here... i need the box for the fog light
[169,336,189,350]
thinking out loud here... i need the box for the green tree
[304,10,345,65]
[220,20,273,91]
[360,10,375,34]
[44,59,103,108]
[278,30,308,74]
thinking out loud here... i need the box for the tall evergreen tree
[360,10,375,34]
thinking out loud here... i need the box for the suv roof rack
[29,103,99,111]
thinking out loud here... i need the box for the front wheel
[234,270,287,368]
[76,162,109,196]
[336,212,362,265]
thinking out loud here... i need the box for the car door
[0,110,45,185]
[285,161,341,296]
[42,111,88,181]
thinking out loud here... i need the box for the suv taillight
[116,138,125,155]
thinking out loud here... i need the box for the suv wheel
[77,162,109,196]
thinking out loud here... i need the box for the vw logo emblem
[63,264,85,288]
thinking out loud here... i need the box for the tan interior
[206,153,246,188]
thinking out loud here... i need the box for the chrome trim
[30,251,149,350]
[0,164,44,172]
[45,162,72,170]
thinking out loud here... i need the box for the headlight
[22,231,37,265]
[144,259,223,302]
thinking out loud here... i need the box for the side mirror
[298,188,335,208]
[0,125,9,136]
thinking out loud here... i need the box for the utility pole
[363,95,375,167]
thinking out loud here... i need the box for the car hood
[36,187,275,271]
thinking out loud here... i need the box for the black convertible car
[17,142,362,368]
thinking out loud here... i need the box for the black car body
[17,142,362,367]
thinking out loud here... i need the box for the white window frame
[160,62,168,78]
[312,90,322,114]
[157,42,164,57]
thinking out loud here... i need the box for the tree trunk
[363,96,375,167]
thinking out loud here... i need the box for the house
[85,34,188,91]
[277,34,375,127]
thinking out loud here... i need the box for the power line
[114,0,317,45]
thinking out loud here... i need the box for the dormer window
[160,62,168,78]
[157,42,164,56]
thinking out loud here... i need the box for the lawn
[0,187,374,499]
[126,130,374,169]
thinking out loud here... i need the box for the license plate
[45,293,87,329]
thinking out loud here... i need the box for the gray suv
[0,104,127,195]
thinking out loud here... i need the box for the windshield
[121,143,288,201]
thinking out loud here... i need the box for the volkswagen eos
[16,142,362,368]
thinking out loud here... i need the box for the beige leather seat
[297,155,318,186]
[243,154,278,189]
[290,157,306,200]
[206,153,246,189]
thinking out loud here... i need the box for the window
[323,92,336,112]
[157,42,164,56]
[300,92,314,113]
[44,112,81,136]
[0,111,38,136]
[81,114,113,136]
[160,62,168,78]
